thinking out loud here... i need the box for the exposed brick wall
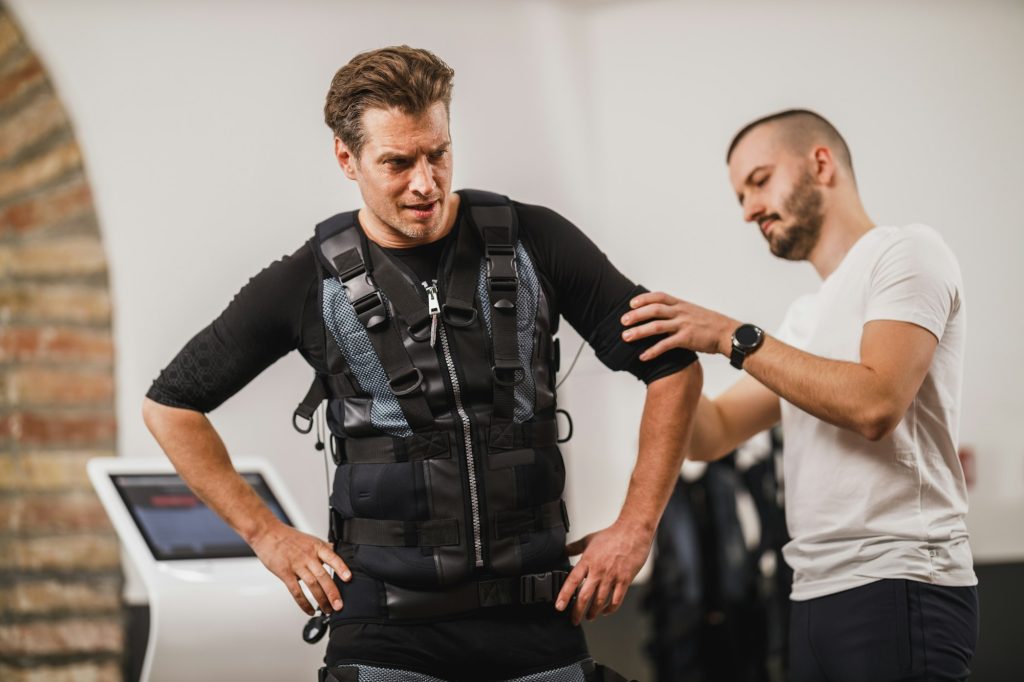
[0,5,123,681]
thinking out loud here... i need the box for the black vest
[299,190,569,621]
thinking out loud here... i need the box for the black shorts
[790,579,978,682]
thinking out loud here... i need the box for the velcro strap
[341,518,459,547]
[493,499,568,539]
[487,419,558,451]
[342,432,452,464]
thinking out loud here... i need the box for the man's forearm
[141,398,281,544]
[617,361,703,531]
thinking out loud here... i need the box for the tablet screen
[111,472,292,561]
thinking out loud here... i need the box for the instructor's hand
[555,519,654,626]
[250,520,352,616]
[621,291,737,360]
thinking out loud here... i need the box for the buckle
[486,245,518,309]
[486,245,518,280]
[519,572,558,604]
[352,291,388,329]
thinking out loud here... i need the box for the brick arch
[0,6,124,681]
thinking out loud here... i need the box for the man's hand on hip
[555,519,654,626]
[250,520,352,616]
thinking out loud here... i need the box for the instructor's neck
[808,205,875,280]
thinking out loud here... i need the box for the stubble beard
[770,171,825,261]
[390,214,446,242]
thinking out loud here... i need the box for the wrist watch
[730,323,765,369]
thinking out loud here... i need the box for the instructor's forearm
[141,398,281,544]
[686,395,732,461]
[743,337,892,440]
[617,362,703,532]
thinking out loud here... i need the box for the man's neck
[359,193,461,249]
[808,202,875,280]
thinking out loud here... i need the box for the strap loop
[442,303,478,327]
[292,411,314,434]
[388,367,424,397]
[491,365,525,387]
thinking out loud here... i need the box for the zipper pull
[423,281,441,348]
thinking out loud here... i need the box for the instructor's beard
[770,172,825,261]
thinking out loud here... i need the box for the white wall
[9,0,1023,602]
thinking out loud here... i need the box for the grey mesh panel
[331,660,589,682]
[501,661,588,682]
[478,242,539,423]
[322,278,413,437]
[330,664,446,682]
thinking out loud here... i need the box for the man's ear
[811,146,837,186]
[335,137,358,180]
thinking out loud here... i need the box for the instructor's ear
[334,138,358,180]
[812,146,837,186]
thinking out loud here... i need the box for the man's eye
[385,158,408,168]
[755,176,769,187]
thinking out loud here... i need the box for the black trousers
[790,579,978,682]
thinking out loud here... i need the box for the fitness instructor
[624,110,978,682]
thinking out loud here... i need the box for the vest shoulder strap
[455,189,521,435]
[309,208,434,432]
[314,210,361,277]
[458,188,518,247]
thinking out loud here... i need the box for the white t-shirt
[776,224,976,601]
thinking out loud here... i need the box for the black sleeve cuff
[588,285,699,384]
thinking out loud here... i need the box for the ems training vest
[294,190,569,621]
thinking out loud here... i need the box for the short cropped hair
[324,45,455,159]
[726,109,854,178]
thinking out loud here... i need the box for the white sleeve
[864,227,962,341]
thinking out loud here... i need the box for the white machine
[88,457,326,682]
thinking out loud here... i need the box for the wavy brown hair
[324,45,455,159]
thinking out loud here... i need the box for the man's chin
[394,219,444,242]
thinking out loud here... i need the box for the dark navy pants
[790,579,978,682]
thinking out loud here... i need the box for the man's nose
[409,157,437,197]
[743,198,765,225]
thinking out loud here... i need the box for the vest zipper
[424,282,441,348]
[423,280,484,568]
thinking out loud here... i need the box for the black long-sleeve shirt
[148,201,696,412]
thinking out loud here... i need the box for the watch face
[734,324,763,349]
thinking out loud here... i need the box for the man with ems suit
[143,46,702,681]
[623,110,978,681]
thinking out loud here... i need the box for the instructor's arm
[555,361,703,625]
[142,398,351,615]
[623,293,937,442]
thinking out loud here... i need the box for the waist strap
[330,570,569,623]
[340,517,459,547]
[339,420,558,464]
